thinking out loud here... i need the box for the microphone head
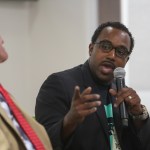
[113,67,126,78]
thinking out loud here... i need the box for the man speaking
[35,22,150,150]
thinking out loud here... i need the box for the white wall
[0,0,149,115]
[0,1,32,113]
[127,0,150,111]
[0,0,98,115]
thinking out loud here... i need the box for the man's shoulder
[42,64,85,88]
[58,64,83,75]
[48,64,83,79]
[53,60,89,77]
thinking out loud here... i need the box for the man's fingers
[77,101,101,110]
[73,86,99,102]
[109,89,117,96]
[81,87,92,95]
[72,86,81,100]
[78,107,98,117]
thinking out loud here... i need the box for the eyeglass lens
[97,40,129,58]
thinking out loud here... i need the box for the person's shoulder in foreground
[0,36,53,150]
[35,21,150,150]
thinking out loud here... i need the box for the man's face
[0,37,8,63]
[88,27,131,83]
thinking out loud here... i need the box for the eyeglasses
[94,40,130,59]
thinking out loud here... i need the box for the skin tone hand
[109,87,143,115]
[62,86,101,140]
[109,87,144,128]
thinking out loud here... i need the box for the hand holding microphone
[113,67,128,127]
[109,67,143,127]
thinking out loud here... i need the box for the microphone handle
[116,78,128,127]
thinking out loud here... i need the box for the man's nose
[107,48,116,59]
[0,37,8,63]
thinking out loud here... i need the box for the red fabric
[0,84,45,150]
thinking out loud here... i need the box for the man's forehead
[98,26,130,41]
[101,26,127,35]
[103,26,114,32]
[97,26,131,51]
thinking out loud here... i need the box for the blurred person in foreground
[0,36,53,150]
[35,22,150,150]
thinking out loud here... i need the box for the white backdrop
[0,0,149,115]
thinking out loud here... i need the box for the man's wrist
[130,105,149,121]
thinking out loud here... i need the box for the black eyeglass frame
[94,40,130,59]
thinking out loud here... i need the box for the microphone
[113,67,128,127]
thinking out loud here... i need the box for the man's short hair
[91,22,134,54]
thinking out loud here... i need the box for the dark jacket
[35,61,150,150]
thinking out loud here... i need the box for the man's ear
[89,43,94,56]
[0,38,8,63]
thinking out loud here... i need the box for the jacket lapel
[0,104,24,140]
[0,95,26,148]
[93,87,110,143]
[81,61,110,143]
[81,61,124,148]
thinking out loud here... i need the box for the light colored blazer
[0,95,53,150]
